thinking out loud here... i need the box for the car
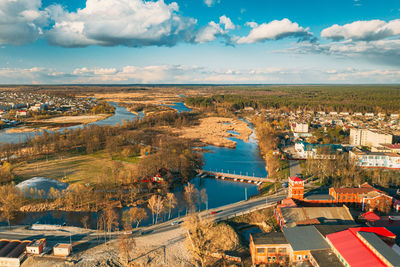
[171,221,179,225]
[210,211,217,215]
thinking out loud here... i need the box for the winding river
[2,102,267,228]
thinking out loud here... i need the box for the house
[287,177,304,200]
[0,240,31,267]
[295,141,343,159]
[53,243,72,256]
[350,128,393,147]
[250,226,343,266]
[26,239,46,255]
[291,122,309,133]
[249,232,290,265]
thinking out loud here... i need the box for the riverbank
[6,114,112,133]
[174,117,252,148]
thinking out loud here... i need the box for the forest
[186,85,400,113]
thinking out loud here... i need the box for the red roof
[386,144,400,149]
[327,230,386,267]
[289,176,303,182]
[349,227,396,238]
[362,211,380,222]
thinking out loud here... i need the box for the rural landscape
[1,0,400,266]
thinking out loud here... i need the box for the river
[3,102,267,228]
[0,102,143,144]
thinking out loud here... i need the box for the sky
[0,0,400,84]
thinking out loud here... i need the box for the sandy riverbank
[6,114,110,133]
[174,117,253,148]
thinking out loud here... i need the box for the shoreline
[5,114,112,134]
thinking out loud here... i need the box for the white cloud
[204,0,219,7]
[2,65,399,84]
[219,15,235,31]
[46,0,197,47]
[321,19,400,41]
[195,15,234,43]
[0,0,49,45]
[237,18,313,44]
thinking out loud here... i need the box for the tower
[288,176,304,200]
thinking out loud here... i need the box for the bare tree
[81,215,89,229]
[166,193,177,220]
[118,233,136,266]
[0,185,23,227]
[183,214,239,267]
[200,189,208,210]
[148,195,164,224]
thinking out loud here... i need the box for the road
[141,189,287,235]
[289,159,301,177]
[0,190,287,244]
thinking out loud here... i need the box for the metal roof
[251,232,288,245]
[358,231,400,266]
[282,226,330,251]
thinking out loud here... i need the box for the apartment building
[350,150,400,170]
[350,128,393,147]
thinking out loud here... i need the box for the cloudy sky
[0,0,400,84]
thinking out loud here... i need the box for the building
[287,177,393,213]
[275,205,355,229]
[291,122,309,133]
[250,225,343,266]
[326,227,400,267]
[288,176,304,200]
[53,243,72,256]
[249,232,290,265]
[350,128,393,147]
[294,141,343,159]
[0,240,31,267]
[26,239,46,255]
[350,150,400,170]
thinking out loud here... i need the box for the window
[279,256,283,260]
[272,256,276,262]
[297,255,302,261]
[256,248,265,254]
[304,255,308,259]
[268,248,276,253]
[278,248,286,253]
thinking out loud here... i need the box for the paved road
[289,160,301,177]
[0,190,287,245]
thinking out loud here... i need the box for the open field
[173,116,252,148]
[13,152,139,185]
[33,114,110,124]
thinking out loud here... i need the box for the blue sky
[0,0,400,84]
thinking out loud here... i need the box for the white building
[291,122,309,133]
[350,128,393,147]
[350,150,400,170]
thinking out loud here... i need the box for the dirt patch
[173,117,252,148]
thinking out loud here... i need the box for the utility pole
[245,187,248,201]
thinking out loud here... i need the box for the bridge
[197,170,276,184]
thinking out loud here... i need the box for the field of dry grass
[13,152,138,184]
[173,117,252,148]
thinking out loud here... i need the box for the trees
[200,189,208,210]
[122,207,148,229]
[184,183,199,213]
[148,195,164,224]
[166,193,177,220]
[98,206,119,243]
[118,233,136,266]
[184,214,239,267]
[0,185,23,227]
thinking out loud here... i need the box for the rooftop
[251,232,288,245]
[310,249,343,267]
[282,226,330,251]
[327,229,386,267]
[358,231,400,266]
[280,206,355,228]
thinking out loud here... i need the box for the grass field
[13,151,139,185]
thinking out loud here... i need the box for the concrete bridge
[197,170,276,185]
